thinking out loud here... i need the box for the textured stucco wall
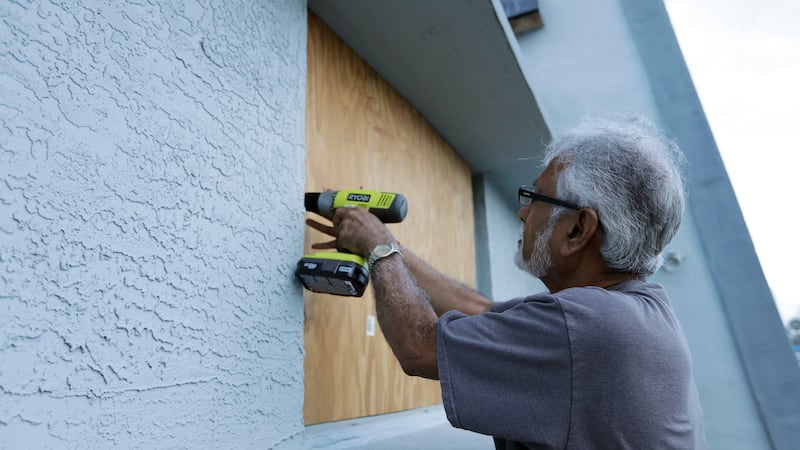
[0,1,307,447]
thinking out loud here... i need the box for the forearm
[402,248,492,316]
[371,253,439,379]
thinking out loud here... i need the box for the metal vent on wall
[500,0,543,34]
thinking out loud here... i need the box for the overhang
[308,0,551,202]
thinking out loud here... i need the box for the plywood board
[304,11,476,425]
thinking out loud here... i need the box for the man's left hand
[305,207,397,258]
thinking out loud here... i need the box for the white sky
[663,0,800,323]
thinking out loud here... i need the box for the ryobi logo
[347,193,371,202]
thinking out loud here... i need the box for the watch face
[373,243,393,257]
[368,243,400,269]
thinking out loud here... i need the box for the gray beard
[514,220,556,278]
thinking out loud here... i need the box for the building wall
[0,1,307,447]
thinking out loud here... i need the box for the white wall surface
[0,1,307,447]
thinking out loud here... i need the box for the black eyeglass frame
[518,185,581,210]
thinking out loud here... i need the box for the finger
[311,239,337,250]
[331,204,360,227]
[306,218,334,236]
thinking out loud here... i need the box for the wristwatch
[367,242,403,271]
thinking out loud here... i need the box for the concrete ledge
[302,405,491,449]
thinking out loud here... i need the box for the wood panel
[304,11,476,425]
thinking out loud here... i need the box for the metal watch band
[367,242,402,271]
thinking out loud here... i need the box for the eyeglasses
[518,185,580,210]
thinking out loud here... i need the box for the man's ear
[559,208,601,256]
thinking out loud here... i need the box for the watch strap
[367,242,403,271]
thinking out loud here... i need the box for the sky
[663,0,800,324]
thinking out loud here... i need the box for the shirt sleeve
[437,295,572,447]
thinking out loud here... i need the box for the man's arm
[369,253,440,379]
[401,248,492,317]
[304,207,490,379]
[368,247,491,379]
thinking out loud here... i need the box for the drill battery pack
[295,252,369,297]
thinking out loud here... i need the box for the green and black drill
[295,189,407,297]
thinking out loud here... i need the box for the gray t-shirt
[437,280,706,449]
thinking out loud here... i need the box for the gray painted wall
[512,0,655,133]
[0,1,307,447]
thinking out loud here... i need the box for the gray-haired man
[307,118,707,449]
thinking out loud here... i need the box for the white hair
[544,117,687,275]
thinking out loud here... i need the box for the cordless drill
[296,190,407,297]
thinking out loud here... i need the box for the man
[306,118,706,449]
